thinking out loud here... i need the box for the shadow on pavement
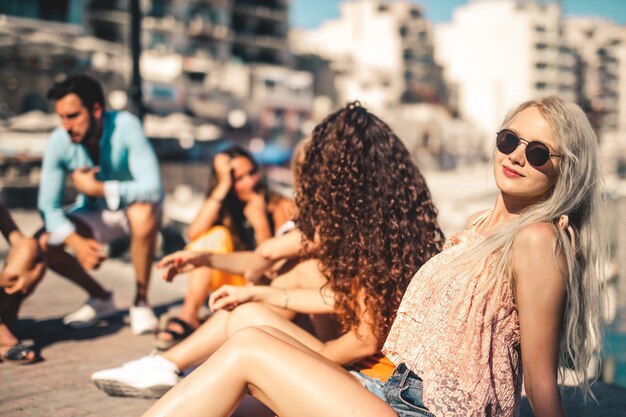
[11,299,183,356]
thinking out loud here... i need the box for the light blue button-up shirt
[38,111,163,244]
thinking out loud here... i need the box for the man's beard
[81,112,99,143]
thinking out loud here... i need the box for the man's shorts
[68,203,162,244]
[68,209,131,244]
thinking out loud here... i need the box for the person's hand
[213,154,233,188]
[66,234,106,270]
[208,285,253,312]
[157,250,210,282]
[243,192,267,217]
[4,261,46,296]
[72,167,103,197]
[1,237,46,295]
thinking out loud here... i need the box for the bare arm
[209,285,335,314]
[187,154,232,241]
[244,230,306,282]
[319,289,379,364]
[158,230,306,283]
[514,223,566,417]
[318,326,379,365]
[243,193,272,245]
[187,185,230,241]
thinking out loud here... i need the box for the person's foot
[154,317,198,351]
[91,353,180,398]
[63,293,117,329]
[129,305,158,335]
[0,323,37,364]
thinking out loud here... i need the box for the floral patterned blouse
[383,211,522,417]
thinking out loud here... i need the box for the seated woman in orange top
[156,145,273,349]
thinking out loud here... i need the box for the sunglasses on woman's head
[496,129,562,167]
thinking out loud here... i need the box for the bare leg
[225,302,324,349]
[127,203,160,305]
[174,267,212,326]
[161,309,230,370]
[0,293,36,361]
[162,301,319,371]
[161,259,328,370]
[143,328,395,417]
[0,293,21,347]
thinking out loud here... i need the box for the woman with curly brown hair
[93,102,444,409]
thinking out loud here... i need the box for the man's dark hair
[47,74,105,110]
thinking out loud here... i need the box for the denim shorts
[349,370,386,401]
[384,364,436,417]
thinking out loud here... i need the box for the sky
[290,0,626,29]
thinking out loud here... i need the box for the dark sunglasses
[496,129,562,167]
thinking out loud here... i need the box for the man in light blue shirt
[38,74,163,334]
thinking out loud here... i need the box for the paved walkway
[0,211,188,416]
[1,211,626,416]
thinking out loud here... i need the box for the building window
[409,8,421,19]
[40,0,70,22]
[535,62,548,69]
[535,82,547,90]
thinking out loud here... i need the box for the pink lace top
[383,211,522,417]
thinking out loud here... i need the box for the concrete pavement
[0,211,188,417]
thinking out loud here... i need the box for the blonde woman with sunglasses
[142,96,609,417]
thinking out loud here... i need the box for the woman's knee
[225,327,275,356]
[226,303,277,336]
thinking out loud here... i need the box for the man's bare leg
[127,202,160,305]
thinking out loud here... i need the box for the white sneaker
[129,305,158,335]
[63,295,117,329]
[91,353,180,398]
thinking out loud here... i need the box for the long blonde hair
[443,96,609,396]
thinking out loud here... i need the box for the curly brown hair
[295,102,445,346]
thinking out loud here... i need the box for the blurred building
[435,0,577,147]
[87,0,289,65]
[0,0,85,24]
[565,18,626,136]
[1,0,311,158]
[0,17,127,118]
[290,0,449,113]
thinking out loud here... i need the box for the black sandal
[1,343,37,365]
[154,317,195,351]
